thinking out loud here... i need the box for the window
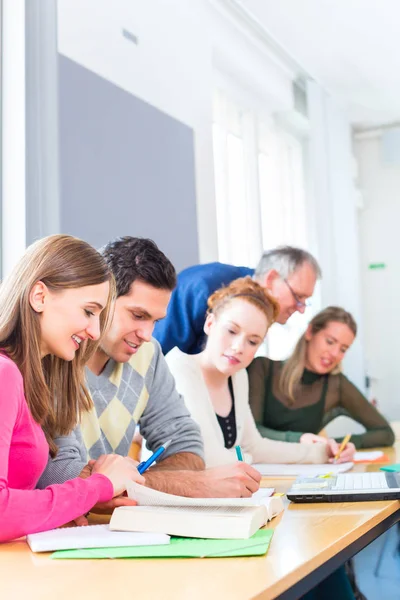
[212,91,262,267]
[212,88,319,359]
[259,129,308,250]
[213,89,309,264]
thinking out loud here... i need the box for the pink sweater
[0,354,114,542]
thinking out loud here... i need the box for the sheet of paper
[253,462,354,476]
[353,451,389,463]
[126,482,274,507]
[354,451,383,461]
[51,528,274,559]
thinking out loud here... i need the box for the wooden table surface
[2,446,400,600]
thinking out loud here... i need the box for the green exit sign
[368,263,386,270]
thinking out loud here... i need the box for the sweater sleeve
[35,427,88,488]
[0,364,114,542]
[0,474,113,542]
[139,341,205,461]
[241,401,329,464]
[165,349,238,468]
[256,423,303,443]
[153,283,209,355]
[335,374,395,449]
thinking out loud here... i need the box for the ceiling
[241,0,400,129]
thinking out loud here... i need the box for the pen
[137,439,172,474]
[333,433,352,463]
[235,445,243,461]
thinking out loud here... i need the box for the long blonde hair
[0,234,115,455]
[280,306,357,403]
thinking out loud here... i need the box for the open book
[126,481,275,507]
[109,484,284,540]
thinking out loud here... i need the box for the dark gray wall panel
[58,54,199,271]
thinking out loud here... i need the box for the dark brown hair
[101,236,176,297]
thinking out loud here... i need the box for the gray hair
[255,246,322,280]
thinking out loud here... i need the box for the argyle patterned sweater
[37,339,204,487]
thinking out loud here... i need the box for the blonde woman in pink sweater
[0,235,144,542]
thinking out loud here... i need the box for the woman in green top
[248,306,395,449]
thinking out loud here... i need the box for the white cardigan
[166,348,329,468]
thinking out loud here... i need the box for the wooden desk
[2,449,400,600]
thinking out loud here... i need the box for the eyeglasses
[283,279,311,309]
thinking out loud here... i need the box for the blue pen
[137,439,172,474]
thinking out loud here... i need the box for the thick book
[110,504,269,539]
[26,524,170,552]
[110,485,284,540]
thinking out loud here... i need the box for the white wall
[57,0,215,261]
[307,81,366,394]
[355,132,400,420]
[57,0,294,263]
[2,0,26,276]
[57,0,366,399]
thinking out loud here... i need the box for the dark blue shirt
[153,262,254,355]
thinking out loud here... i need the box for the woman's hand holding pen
[327,434,356,464]
[300,433,356,463]
[91,454,145,496]
[327,440,355,463]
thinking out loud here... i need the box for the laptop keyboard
[332,472,388,490]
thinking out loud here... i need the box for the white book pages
[26,524,170,552]
[253,462,354,476]
[110,505,272,539]
[126,482,274,507]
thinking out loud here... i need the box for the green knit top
[247,357,394,449]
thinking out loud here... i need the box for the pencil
[334,434,352,463]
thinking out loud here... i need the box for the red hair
[207,276,279,326]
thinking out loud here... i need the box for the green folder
[380,464,400,472]
[51,529,273,560]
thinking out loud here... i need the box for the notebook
[110,504,272,539]
[353,451,390,464]
[26,524,170,552]
[51,529,274,560]
[253,462,354,477]
[126,481,274,507]
[287,471,400,503]
[381,464,400,472]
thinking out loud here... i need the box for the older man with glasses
[154,246,321,355]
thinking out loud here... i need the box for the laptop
[287,471,400,503]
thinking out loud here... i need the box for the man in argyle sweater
[38,237,260,500]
